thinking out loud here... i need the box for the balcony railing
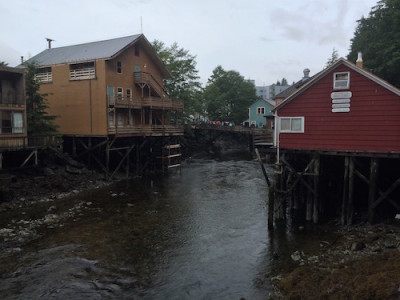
[108,124,184,136]
[35,72,52,83]
[108,95,183,111]
[0,93,25,106]
[70,67,95,80]
[134,71,168,98]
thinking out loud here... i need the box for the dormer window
[333,72,350,89]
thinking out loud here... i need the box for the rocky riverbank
[269,221,400,299]
[0,149,111,263]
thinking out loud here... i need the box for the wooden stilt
[268,185,275,230]
[342,156,349,225]
[347,156,355,225]
[368,157,379,224]
[88,137,92,167]
[106,142,110,179]
[126,147,130,178]
[0,153,3,170]
[72,137,76,157]
[306,183,313,221]
[313,153,320,224]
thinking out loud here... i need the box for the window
[117,114,124,126]
[333,72,350,89]
[108,113,114,126]
[117,87,123,99]
[257,107,265,115]
[280,117,304,133]
[117,61,122,73]
[12,112,24,133]
[70,62,95,80]
[126,88,132,100]
[134,44,140,56]
[35,67,52,83]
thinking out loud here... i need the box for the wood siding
[278,64,400,154]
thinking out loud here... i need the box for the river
[0,150,325,299]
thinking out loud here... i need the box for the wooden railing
[70,68,95,80]
[35,72,52,83]
[108,124,184,135]
[108,95,183,111]
[134,71,168,98]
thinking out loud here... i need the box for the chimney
[21,56,24,64]
[356,52,363,69]
[302,68,310,81]
[46,38,54,49]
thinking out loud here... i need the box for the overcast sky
[1,0,377,86]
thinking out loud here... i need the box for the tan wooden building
[25,34,184,176]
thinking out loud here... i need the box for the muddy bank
[269,221,400,299]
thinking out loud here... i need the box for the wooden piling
[347,156,355,225]
[313,153,320,224]
[341,156,349,225]
[368,157,379,224]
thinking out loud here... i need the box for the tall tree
[25,62,58,136]
[325,48,339,68]
[0,61,8,67]
[203,66,256,124]
[281,78,288,86]
[348,0,400,87]
[152,40,203,116]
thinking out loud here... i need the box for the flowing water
[0,151,328,299]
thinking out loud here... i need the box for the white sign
[332,98,351,104]
[331,91,352,99]
[332,108,350,113]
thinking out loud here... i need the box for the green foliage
[25,62,58,136]
[281,78,288,86]
[203,66,256,124]
[325,48,339,68]
[152,40,203,116]
[0,61,8,67]
[348,0,400,87]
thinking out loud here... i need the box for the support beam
[347,156,355,225]
[368,157,379,224]
[313,153,320,224]
[342,156,349,225]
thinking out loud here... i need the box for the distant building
[256,84,289,100]
[248,99,275,128]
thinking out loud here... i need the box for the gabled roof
[274,76,312,100]
[250,98,275,107]
[272,58,400,112]
[23,34,171,78]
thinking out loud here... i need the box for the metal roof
[25,34,142,66]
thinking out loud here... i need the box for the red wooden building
[268,56,400,226]
[273,57,400,154]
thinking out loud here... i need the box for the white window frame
[333,72,350,90]
[280,117,304,133]
[257,107,265,115]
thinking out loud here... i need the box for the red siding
[278,64,400,153]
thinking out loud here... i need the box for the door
[107,86,114,106]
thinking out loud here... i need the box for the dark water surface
[0,152,328,299]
